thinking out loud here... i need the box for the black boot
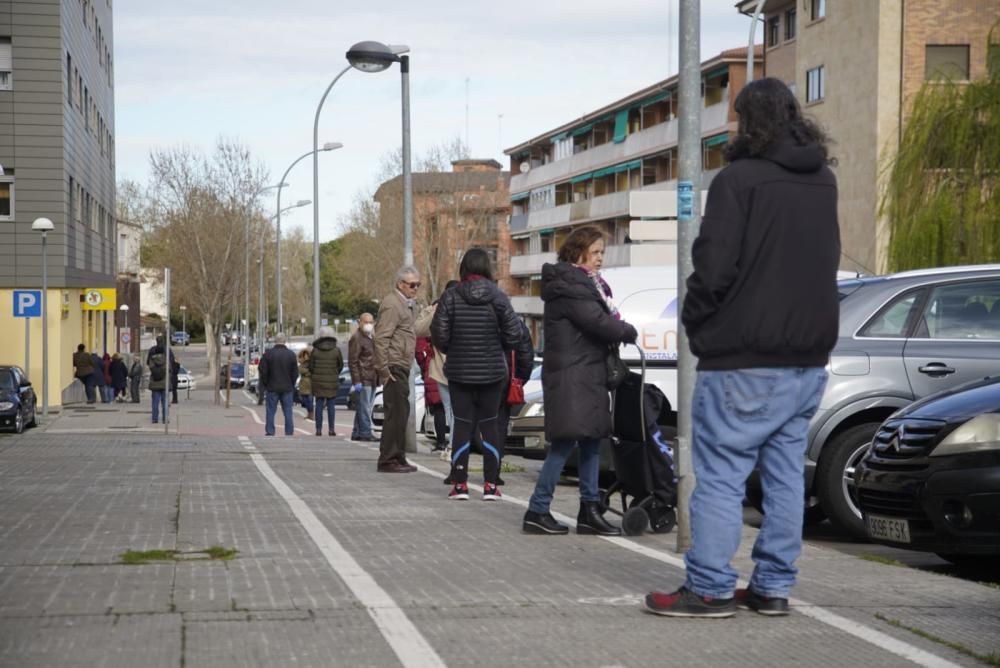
[576,501,621,536]
[522,510,569,535]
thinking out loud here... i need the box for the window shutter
[0,40,11,71]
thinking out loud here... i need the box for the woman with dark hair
[522,225,638,536]
[431,249,524,501]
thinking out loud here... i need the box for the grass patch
[468,462,526,474]
[203,545,239,561]
[120,549,179,565]
[875,613,1000,666]
[859,553,909,568]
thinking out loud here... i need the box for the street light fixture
[276,145,341,334]
[260,200,311,346]
[179,305,187,345]
[311,40,411,337]
[31,217,53,417]
[246,183,285,354]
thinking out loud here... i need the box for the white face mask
[362,323,374,334]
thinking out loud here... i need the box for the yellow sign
[81,288,117,311]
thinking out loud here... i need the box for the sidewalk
[1,400,998,667]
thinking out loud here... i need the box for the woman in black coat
[431,248,524,501]
[109,353,129,402]
[522,225,638,536]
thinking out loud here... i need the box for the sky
[113,1,753,242]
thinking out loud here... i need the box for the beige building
[738,0,999,273]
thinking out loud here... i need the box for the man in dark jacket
[72,344,96,404]
[347,312,377,441]
[91,352,109,403]
[644,78,840,619]
[259,332,299,436]
[146,336,172,424]
[309,327,344,437]
[128,356,143,403]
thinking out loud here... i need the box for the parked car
[505,390,546,459]
[218,362,246,389]
[747,264,1000,538]
[176,366,196,391]
[0,366,37,434]
[371,376,425,435]
[171,331,191,346]
[856,375,1000,568]
[334,367,357,410]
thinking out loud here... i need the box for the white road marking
[245,437,445,668]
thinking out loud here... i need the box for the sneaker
[482,483,502,501]
[735,588,789,616]
[439,447,451,462]
[448,483,469,500]
[522,510,569,535]
[643,587,736,618]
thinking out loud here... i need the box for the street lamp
[31,217,53,417]
[179,305,187,344]
[310,40,411,337]
[260,200,311,345]
[246,183,285,355]
[118,304,129,353]
[276,145,341,334]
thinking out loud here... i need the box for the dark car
[0,366,37,434]
[218,362,246,389]
[334,367,356,410]
[855,375,1000,568]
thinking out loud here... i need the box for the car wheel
[14,410,24,434]
[816,422,880,539]
[26,405,37,428]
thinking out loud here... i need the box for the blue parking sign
[13,290,42,318]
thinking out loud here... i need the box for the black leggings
[448,380,504,484]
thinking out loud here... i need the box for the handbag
[506,351,524,405]
[606,344,630,390]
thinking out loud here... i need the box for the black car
[218,362,246,389]
[334,367,356,410]
[0,366,37,434]
[855,376,1000,568]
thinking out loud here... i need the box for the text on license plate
[866,514,911,543]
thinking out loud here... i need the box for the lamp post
[307,41,410,337]
[179,305,187,345]
[260,200,310,345]
[276,145,341,334]
[246,183,284,357]
[118,304,129,352]
[31,217,53,417]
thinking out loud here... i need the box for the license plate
[866,514,911,543]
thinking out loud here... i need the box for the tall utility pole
[675,0,702,552]
[401,55,417,454]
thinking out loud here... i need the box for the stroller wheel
[650,507,677,534]
[622,507,649,536]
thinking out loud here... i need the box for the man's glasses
[402,281,421,289]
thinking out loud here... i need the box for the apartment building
[503,47,761,343]
[374,159,512,300]
[0,0,117,408]
[738,0,999,273]
[116,216,140,354]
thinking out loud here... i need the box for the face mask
[362,323,374,334]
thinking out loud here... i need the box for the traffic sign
[13,290,42,318]
[121,331,131,344]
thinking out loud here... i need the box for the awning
[640,91,671,107]
[593,166,615,179]
[612,109,628,144]
[704,133,729,147]
[537,229,554,236]
[570,172,593,184]
[704,66,729,80]
[510,191,530,202]
[549,132,568,144]
[571,123,594,137]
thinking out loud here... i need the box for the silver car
[752,264,1000,537]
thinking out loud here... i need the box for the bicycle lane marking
[239,435,446,668]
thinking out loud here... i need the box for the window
[806,65,825,102]
[0,176,12,219]
[810,0,825,21]
[0,38,11,91]
[767,16,780,47]
[860,292,921,338]
[925,45,970,81]
[66,52,72,104]
[912,281,1000,340]
[785,9,796,40]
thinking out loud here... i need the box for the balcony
[511,295,544,316]
[509,213,528,234]
[510,99,729,194]
[510,252,556,277]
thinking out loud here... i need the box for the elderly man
[348,312,377,442]
[259,332,299,436]
[373,266,420,473]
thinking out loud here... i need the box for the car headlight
[523,402,544,418]
[0,402,13,411]
[930,414,1000,457]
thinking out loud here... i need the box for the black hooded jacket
[431,278,523,385]
[681,136,841,370]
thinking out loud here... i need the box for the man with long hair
[644,78,840,618]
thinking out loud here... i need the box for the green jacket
[298,359,312,396]
[309,337,343,399]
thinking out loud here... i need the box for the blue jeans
[151,390,166,424]
[528,438,601,513]
[683,367,828,599]
[300,394,314,412]
[265,390,295,436]
[438,382,454,446]
[351,385,375,439]
[314,396,336,434]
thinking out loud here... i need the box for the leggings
[448,380,504,485]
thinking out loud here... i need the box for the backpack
[149,354,166,382]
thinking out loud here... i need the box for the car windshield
[0,370,15,390]
[530,365,543,381]
[179,367,189,375]
[230,364,245,375]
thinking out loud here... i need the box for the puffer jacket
[298,358,312,396]
[309,336,343,399]
[431,277,523,385]
[541,261,633,442]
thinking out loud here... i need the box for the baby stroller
[600,345,679,536]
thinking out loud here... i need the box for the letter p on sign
[13,290,43,318]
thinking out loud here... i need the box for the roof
[374,171,511,201]
[503,46,762,156]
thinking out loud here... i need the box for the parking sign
[13,290,42,318]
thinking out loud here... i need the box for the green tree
[882,41,1000,271]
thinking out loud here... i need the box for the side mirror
[20,380,32,388]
